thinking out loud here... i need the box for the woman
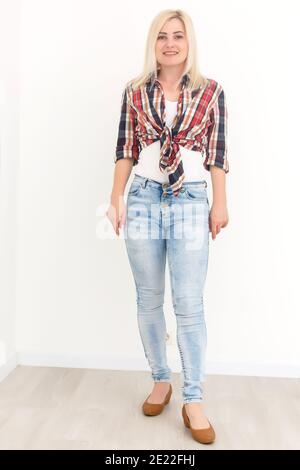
[106,9,229,445]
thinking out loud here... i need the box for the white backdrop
[1,0,300,381]
[0,0,20,379]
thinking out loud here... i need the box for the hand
[106,193,126,236]
[209,203,229,240]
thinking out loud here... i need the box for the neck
[157,65,186,87]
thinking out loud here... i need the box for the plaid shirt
[115,72,229,196]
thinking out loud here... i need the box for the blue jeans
[124,174,210,404]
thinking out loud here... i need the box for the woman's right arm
[106,85,138,236]
[107,159,133,236]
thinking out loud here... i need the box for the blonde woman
[107,8,229,445]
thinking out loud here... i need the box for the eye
[157,35,184,40]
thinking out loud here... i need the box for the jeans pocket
[128,180,143,196]
[184,186,207,202]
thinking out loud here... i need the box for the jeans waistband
[133,173,207,189]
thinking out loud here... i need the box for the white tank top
[133,99,206,183]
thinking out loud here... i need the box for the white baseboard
[16,351,300,379]
[206,361,300,378]
[0,352,18,383]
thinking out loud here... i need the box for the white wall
[0,0,20,379]
[1,0,299,379]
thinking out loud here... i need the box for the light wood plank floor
[0,366,299,450]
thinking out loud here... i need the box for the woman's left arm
[203,84,229,240]
[209,166,229,240]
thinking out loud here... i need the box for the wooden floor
[0,365,299,450]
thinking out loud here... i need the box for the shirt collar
[147,71,190,90]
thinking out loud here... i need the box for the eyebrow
[158,31,184,34]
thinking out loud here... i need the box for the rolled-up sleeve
[203,86,229,173]
[114,86,139,164]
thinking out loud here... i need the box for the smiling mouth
[163,52,178,55]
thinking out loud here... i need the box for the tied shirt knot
[158,124,184,196]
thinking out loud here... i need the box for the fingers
[212,224,217,240]
[106,208,119,236]
[117,217,122,236]
[106,204,121,236]
[211,223,221,240]
[208,209,230,240]
[119,212,126,229]
[116,212,126,236]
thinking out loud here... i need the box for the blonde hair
[126,9,209,92]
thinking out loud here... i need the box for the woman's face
[155,18,188,72]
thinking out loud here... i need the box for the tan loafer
[142,383,172,416]
[182,404,216,444]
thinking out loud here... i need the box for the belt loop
[142,178,148,189]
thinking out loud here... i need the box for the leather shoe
[142,383,172,416]
[182,404,215,444]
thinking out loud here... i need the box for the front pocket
[128,180,143,196]
[185,187,207,202]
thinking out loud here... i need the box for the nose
[166,40,175,48]
[165,37,176,47]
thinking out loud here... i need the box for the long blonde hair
[127,9,209,92]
